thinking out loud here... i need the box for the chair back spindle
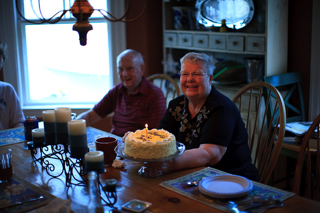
[293,113,320,201]
[147,74,181,106]
[232,81,286,185]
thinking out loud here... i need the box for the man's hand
[122,131,132,143]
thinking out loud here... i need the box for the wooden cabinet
[162,0,288,77]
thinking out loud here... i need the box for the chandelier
[16,0,147,46]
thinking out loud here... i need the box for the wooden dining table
[2,127,320,213]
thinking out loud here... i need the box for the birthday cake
[124,128,177,159]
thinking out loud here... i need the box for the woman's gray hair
[0,43,8,61]
[180,52,215,75]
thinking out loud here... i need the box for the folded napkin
[29,197,71,213]
[112,159,125,168]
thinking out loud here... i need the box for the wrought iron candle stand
[28,142,87,186]
[28,141,118,207]
[65,156,87,187]
[100,179,117,208]
[28,143,69,179]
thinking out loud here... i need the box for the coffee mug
[95,137,118,166]
[0,148,13,183]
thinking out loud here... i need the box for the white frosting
[124,128,177,159]
[85,151,104,162]
[42,110,55,122]
[68,119,86,135]
[32,128,44,137]
[54,107,72,123]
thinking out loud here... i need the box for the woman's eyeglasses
[179,71,207,79]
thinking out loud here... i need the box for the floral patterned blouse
[159,86,259,181]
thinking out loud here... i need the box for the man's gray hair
[180,52,215,75]
[117,49,144,65]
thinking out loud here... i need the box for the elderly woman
[155,52,259,181]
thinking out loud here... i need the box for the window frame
[0,0,126,117]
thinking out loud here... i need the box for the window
[0,0,126,111]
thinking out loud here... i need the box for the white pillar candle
[32,128,45,146]
[68,119,86,135]
[85,151,104,162]
[42,110,56,145]
[54,107,72,123]
[68,119,88,158]
[54,107,71,145]
[32,128,44,137]
[85,151,105,173]
[42,110,55,122]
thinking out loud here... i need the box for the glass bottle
[87,171,104,213]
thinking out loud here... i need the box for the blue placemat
[160,167,295,213]
[0,127,25,146]
[0,126,121,148]
[0,174,55,213]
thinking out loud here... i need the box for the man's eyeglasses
[179,71,207,79]
[118,68,135,74]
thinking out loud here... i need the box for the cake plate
[115,142,185,177]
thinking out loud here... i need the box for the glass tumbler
[0,148,13,183]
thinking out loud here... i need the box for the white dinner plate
[198,175,253,199]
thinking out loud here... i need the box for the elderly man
[77,49,167,136]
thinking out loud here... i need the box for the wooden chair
[293,113,320,201]
[232,81,286,185]
[147,74,181,106]
[264,72,305,124]
[264,72,306,188]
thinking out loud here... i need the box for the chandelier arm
[36,0,69,23]
[95,0,131,22]
[95,0,147,23]
[16,0,45,24]
[36,0,45,20]
[96,9,127,22]
[95,10,118,22]
[36,0,70,23]
[47,10,70,24]
[118,0,147,23]
[29,0,44,20]
[16,0,69,24]
[112,0,131,21]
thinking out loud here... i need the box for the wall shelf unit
[162,0,288,77]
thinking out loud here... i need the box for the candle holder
[28,141,46,164]
[28,134,117,207]
[45,145,68,178]
[65,157,87,187]
[28,143,66,178]
[28,142,89,187]
[101,179,117,208]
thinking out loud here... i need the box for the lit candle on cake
[32,128,45,147]
[68,119,88,159]
[42,110,56,145]
[145,124,148,138]
[85,151,105,174]
[54,107,72,145]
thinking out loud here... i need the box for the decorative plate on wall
[195,0,255,30]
